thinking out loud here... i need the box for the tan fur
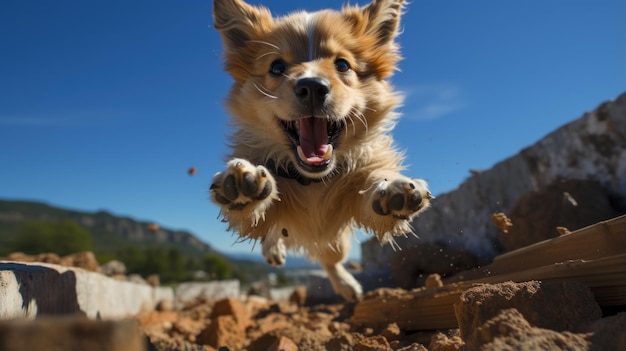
[210,0,432,301]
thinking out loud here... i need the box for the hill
[0,199,283,283]
[0,199,215,258]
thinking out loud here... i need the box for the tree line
[10,219,238,284]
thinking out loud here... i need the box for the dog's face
[214,0,404,180]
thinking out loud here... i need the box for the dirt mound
[2,251,100,272]
[139,281,626,351]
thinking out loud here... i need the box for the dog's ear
[343,0,404,78]
[344,0,404,47]
[213,0,273,49]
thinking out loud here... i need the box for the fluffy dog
[210,0,432,301]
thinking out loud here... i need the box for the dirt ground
[6,179,625,350]
[138,280,626,351]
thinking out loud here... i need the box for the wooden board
[353,215,626,331]
[448,214,626,282]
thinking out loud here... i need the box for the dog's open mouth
[280,117,345,173]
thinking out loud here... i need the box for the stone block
[175,280,240,307]
[0,261,173,319]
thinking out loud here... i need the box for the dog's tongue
[298,118,331,164]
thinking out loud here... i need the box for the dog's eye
[269,60,286,76]
[335,58,350,73]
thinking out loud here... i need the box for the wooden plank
[471,254,626,306]
[449,215,626,282]
[354,217,626,331]
[353,254,626,331]
[353,285,468,331]
[591,286,626,306]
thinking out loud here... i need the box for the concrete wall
[0,261,173,320]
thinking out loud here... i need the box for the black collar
[264,159,321,186]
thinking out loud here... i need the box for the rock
[326,333,365,351]
[197,315,245,350]
[499,179,621,252]
[196,298,252,349]
[245,295,271,316]
[267,336,298,351]
[175,281,240,307]
[491,213,513,234]
[173,316,205,340]
[397,344,429,351]
[146,274,160,287]
[0,261,174,319]
[127,274,148,285]
[454,281,601,349]
[210,298,250,328]
[429,332,464,351]
[253,312,293,336]
[424,274,443,289]
[136,310,178,340]
[580,312,626,351]
[29,252,61,264]
[354,335,392,351]
[381,323,402,342]
[138,280,626,351]
[4,252,100,272]
[269,286,297,301]
[59,251,100,272]
[156,298,174,312]
[473,308,589,351]
[100,260,127,276]
[248,334,281,351]
[363,93,626,267]
[288,286,307,307]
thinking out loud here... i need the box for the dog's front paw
[210,158,278,213]
[370,176,432,220]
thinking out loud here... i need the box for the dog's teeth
[296,145,307,161]
[297,144,333,163]
[322,144,333,160]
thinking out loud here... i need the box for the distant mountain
[0,199,320,287]
[0,199,323,284]
[0,199,216,258]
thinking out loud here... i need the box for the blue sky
[1,0,624,260]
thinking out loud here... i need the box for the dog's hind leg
[316,227,362,302]
[261,232,286,266]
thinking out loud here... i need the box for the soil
[138,281,626,351]
[5,180,626,351]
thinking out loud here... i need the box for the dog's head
[214,0,405,181]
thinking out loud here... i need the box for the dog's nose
[294,77,329,106]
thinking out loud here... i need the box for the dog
[210,0,432,301]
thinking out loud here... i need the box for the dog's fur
[210,0,432,301]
